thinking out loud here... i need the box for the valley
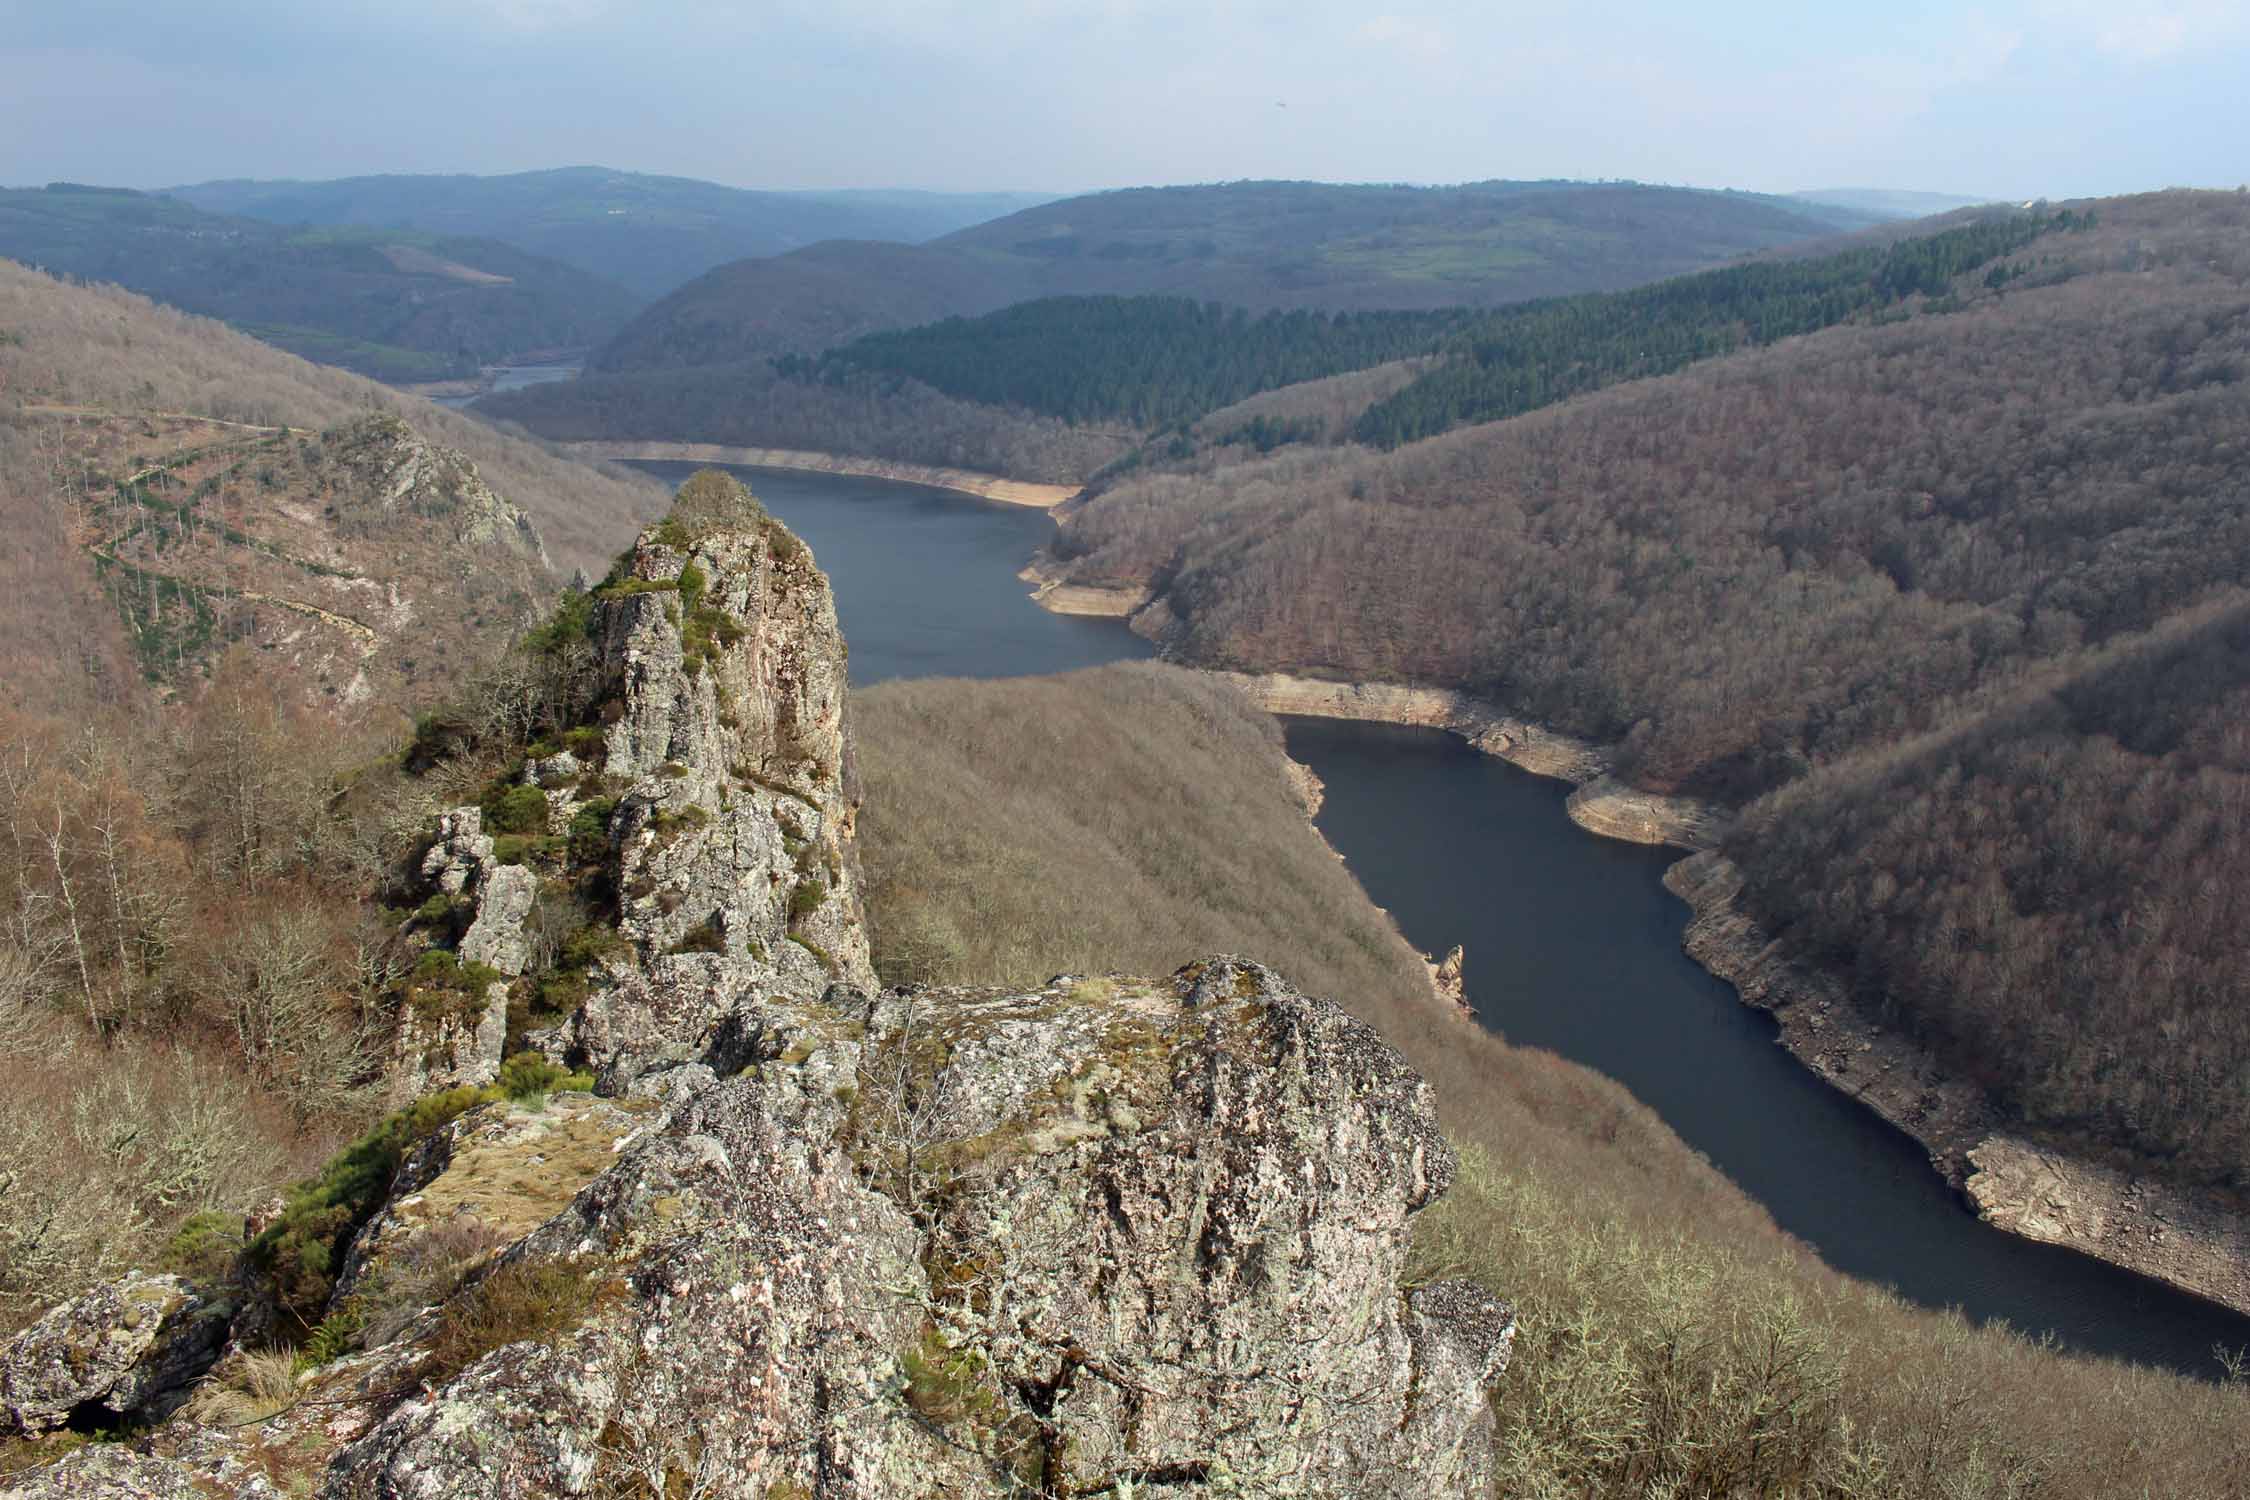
[5,136,2250,1493]
[676,461,2250,1371]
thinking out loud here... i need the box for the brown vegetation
[1043,190,2250,1184]
[855,661,2250,1496]
[0,666,400,1327]
[1,258,666,577]
[0,260,663,1332]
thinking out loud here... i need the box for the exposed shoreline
[1192,665,2250,1323]
[615,447,2250,1321]
[561,441,1079,510]
[1017,557,1149,617]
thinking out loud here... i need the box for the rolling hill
[0,256,667,715]
[169,168,1058,300]
[1035,189,2250,1196]
[488,205,2029,485]
[0,184,642,382]
[585,178,1880,373]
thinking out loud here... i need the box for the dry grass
[0,1032,317,1334]
[408,1096,639,1242]
[183,1348,305,1428]
[424,1257,601,1385]
[854,661,2250,1498]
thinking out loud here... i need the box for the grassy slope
[853,662,2249,1497]
[0,186,642,380]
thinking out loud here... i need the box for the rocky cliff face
[2,482,1512,1497]
[387,485,873,1100]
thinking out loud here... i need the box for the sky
[2,0,2244,199]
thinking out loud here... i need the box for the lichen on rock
[1,485,1515,1497]
[0,1274,229,1438]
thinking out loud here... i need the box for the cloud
[1358,13,1449,56]
[469,0,612,28]
[2048,0,2249,62]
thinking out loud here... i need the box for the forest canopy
[779,296,1470,429]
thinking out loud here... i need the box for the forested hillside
[499,195,2011,478]
[0,185,641,381]
[586,178,1873,374]
[1351,210,2074,447]
[478,361,1131,486]
[1039,190,2250,1185]
[764,215,2057,449]
[170,169,1055,300]
[788,296,1469,428]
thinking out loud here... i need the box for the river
[647,460,2250,1378]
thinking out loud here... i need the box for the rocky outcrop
[320,960,1507,1499]
[8,961,1511,1497]
[390,477,875,1092]
[1430,944,1470,1017]
[0,1275,229,1436]
[331,415,549,566]
[389,808,516,1101]
[0,489,1515,1495]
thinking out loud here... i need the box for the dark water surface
[645,463,2250,1377]
[1284,716,2250,1377]
[630,461,1152,685]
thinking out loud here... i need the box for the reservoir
[655,461,2250,1378]
[630,461,1151,683]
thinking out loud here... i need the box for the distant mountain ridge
[0,184,641,382]
[588,177,1880,374]
[168,167,1060,299]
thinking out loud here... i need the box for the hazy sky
[3,0,2243,198]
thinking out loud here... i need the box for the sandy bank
[561,441,1078,510]
[1205,670,1726,849]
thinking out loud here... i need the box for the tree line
[1350,211,2089,448]
[779,295,1471,430]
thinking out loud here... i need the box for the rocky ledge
[3,962,1512,1498]
[0,477,1513,1497]
[1667,850,2250,1320]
